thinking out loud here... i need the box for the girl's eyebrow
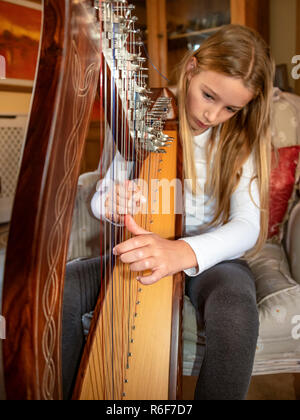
[202,84,243,110]
[202,84,219,98]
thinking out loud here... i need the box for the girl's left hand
[113,215,197,285]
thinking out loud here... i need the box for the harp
[1,0,183,400]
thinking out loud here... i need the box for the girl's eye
[203,92,214,100]
[226,107,236,113]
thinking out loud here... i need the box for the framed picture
[0,0,42,92]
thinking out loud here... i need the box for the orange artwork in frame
[0,0,42,92]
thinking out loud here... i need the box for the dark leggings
[62,257,103,399]
[185,259,259,400]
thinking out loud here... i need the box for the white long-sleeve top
[91,127,261,277]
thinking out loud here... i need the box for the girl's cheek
[190,95,201,111]
[195,94,204,108]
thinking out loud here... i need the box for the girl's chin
[191,126,210,135]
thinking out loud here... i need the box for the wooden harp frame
[1,0,183,400]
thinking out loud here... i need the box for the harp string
[81,0,172,399]
[97,0,106,400]
[80,1,102,400]
[102,0,111,399]
[111,0,130,398]
[112,8,117,397]
[111,2,117,398]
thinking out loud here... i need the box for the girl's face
[186,63,254,136]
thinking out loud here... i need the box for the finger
[127,180,139,192]
[113,233,152,256]
[117,189,134,200]
[129,257,156,272]
[106,201,141,217]
[105,195,127,211]
[106,199,136,212]
[119,246,151,264]
[105,211,123,224]
[106,185,132,203]
[106,202,126,215]
[107,188,146,209]
[118,180,139,196]
[117,203,141,216]
[116,205,128,215]
[125,215,151,236]
[137,268,166,285]
[118,191,146,208]
[117,196,142,210]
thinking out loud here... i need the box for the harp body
[73,125,181,400]
[1,0,183,400]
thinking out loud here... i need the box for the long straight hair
[177,25,275,256]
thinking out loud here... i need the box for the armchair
[182,88,300,398]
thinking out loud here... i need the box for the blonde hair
[177,24,275,257]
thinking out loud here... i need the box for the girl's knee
[204,264,259,328]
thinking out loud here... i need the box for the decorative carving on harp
[1,0,183,400]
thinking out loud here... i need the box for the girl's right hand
[104,180,147,224]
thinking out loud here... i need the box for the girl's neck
[193,126,213,138]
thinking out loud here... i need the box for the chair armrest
[285,200,300,284]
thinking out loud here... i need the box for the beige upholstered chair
[182,89,300,396]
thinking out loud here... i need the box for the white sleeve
[180,154,261,276]
[90,150,134,221]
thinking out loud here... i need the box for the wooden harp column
[2,0,183,400]
[2,0,101,400]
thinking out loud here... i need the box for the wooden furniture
[1,0,183,400]
[133,0,270,87]
[2,0,101,400]
[230,0,270,43]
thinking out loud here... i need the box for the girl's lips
[196,119,209,129]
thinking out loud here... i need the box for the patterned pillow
[268,146,300,239]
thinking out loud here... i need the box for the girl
[91,24,275,400]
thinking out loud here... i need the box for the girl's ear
[186,56,197,80]
[186,56,197,72]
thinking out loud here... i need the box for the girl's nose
[204,107,221,124]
